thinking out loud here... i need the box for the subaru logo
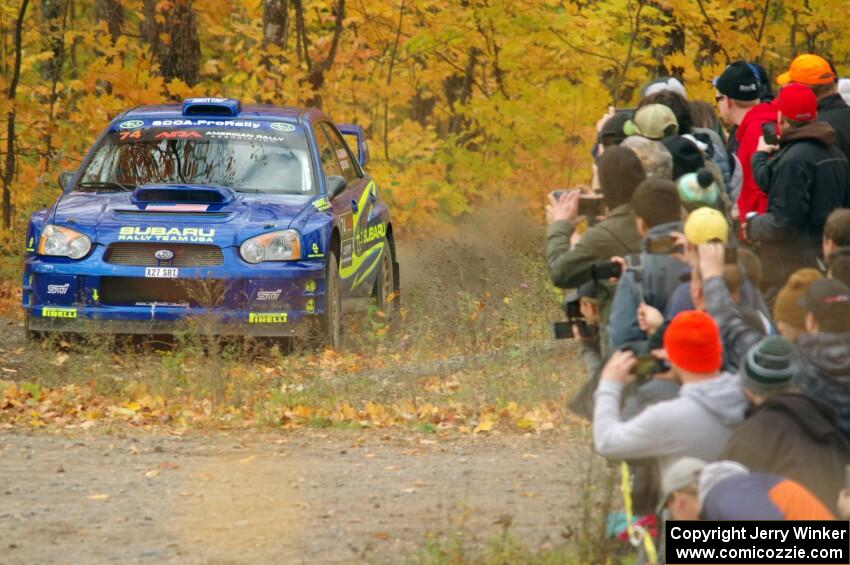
[119,119,144,130]
[155,249,174,260]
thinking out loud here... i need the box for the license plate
[144,267,179,278]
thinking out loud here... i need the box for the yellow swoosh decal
[338,181,384,289]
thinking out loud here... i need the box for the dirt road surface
[0,429,599,564]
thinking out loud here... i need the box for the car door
[315,122,372,298]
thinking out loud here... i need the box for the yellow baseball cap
[684,207,729,244]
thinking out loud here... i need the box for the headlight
[240,230,301,263]
[38,225,92,259]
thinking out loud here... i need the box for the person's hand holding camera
[756,135,779,154]
[546,190,580,224]
[698,242,726,281]
[600,349,637,384]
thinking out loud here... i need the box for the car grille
[100,277,230,308]
[104,243,224,267]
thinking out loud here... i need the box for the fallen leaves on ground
[0,377,584,435]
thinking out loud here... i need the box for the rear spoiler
[336,124,370,168]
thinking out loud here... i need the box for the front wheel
[320,250,343,349]
[24,312,42,342]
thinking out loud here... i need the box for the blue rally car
[22,98,399,347]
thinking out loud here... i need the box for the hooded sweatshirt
[795,332,850,443]
[593,372,748,477]
[735,102,778,219]
[818,93,850,162]
[722,392,850,515]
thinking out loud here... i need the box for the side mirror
[58,171,74,190]
[327,175,347,200]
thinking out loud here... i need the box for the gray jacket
[593,372,748,477]
[703,276,766,373]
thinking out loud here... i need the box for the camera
[553,288,596,340]
[578,195,605,219]
[552,319,593,339]
[761,122,779,145]
[550,189,606,223]
[591,254,641,282]
[592,261,622,281]
[630,354,671,381]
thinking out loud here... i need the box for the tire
[374,241,397,320]
[24,312,42,342]
[321,250,343,349]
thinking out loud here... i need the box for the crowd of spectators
[545,53,850,559]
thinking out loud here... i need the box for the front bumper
[23,246,326,337]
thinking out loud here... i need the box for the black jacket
[749,121,850,288]
[818,93,850,162]
[795,331,850,445]
[722,392,850,515]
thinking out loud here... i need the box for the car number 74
[145,267,179,278]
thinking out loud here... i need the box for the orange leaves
[0,375,575,435]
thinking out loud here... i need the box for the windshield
[79,123,314,194]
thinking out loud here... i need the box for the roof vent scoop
[181,98,241,117]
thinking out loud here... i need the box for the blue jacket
[607,221,689,350]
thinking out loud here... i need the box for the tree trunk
[94,0,123,43]
[445,48,478,136]
[262,0,289,49]
[42,0,69,172]
[39,0,64,82]
[3,0,29,229]
[143,0,201,86]
[293,0,345,108]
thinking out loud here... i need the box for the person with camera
[747,83,850,291]
[606,179,690,350]
[593,310,748,479]
[546,145,645,355]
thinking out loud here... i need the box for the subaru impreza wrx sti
[22,98,399,347]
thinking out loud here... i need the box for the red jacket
[735,102,778,218]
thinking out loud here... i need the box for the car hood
[51,185,316,247]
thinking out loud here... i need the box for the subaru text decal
[118,227,215,243]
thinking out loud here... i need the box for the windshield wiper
[77,181,136,192]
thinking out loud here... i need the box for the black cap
[805,278,850,332]
[714,62,762,101]
[597,110,632,146]
[662,136,704,180]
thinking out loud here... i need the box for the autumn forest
[1,0,848,241]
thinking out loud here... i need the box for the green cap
[623,104,679,140]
